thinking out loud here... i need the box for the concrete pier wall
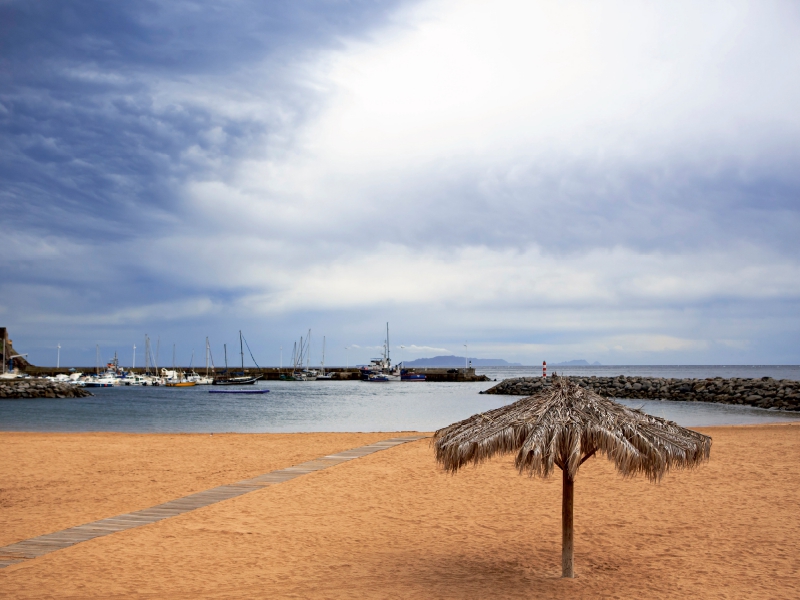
[20,366,491,382]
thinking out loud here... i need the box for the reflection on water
[1,378,798,433]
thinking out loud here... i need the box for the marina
[2,375,799,433]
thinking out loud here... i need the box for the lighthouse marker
[543,360,547,378]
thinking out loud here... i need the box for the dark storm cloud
[0,0,408,241]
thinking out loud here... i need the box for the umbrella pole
[562,468,574,578]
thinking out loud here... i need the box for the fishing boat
[400,369,426,381]
[84,352,123,386]
[360,323,401,382]
[84,376,116,388]
[213,331,263,385]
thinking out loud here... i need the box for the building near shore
[1,328,31,372]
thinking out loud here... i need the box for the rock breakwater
[481,375,800,411]
[0,379,93,400]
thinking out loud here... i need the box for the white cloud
[227,0,800,224]
[144,241,800,314]
[398,345,450,354]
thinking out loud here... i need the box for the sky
[2,0,799,367]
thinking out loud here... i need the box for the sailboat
[213,331,263,385]
[187,338,214,385]
[317,336,333,380]
[291,330,318,381]
[164,344,196,387]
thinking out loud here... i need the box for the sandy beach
[1,424,799,598]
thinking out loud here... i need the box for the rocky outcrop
[0,379,93,399]
[481,375,800,411]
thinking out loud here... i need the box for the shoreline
[2,416,800,435]
[2,425,799,597]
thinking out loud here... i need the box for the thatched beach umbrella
[433,376,711,578]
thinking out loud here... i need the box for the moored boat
[361,323,401,382]
[316,337,333,379]
[83,377,116,388]
[212,374,262,385]
[212,331,263,385]
[400,369,426,381]
[367,372,400,382]
[292,369,318,381]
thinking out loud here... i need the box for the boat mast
[224,344,228,371]
[96,344,99,376]
[240,330,244,373]
[306,329,312,370]
[205,337,210,377]
[386,322,390,368]
[297,336,304,372]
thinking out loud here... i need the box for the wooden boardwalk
[0,435,427,569]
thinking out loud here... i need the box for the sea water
[1,365,798,433]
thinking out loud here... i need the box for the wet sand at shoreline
[2,424,799,598]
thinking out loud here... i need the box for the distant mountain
[402,355,522,367]
[552,359,602,366]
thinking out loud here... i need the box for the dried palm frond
[434,376,711,481]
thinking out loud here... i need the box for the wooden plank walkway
[0,435,427,569]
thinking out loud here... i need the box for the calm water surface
[2,367,799,433]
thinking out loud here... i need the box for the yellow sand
[1,424,799,598]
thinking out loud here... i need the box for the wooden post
[562,468,574,578]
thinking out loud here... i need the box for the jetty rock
[480,375,800,412]
[0,379,94,400]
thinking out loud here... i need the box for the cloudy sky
[2,0,799,367]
